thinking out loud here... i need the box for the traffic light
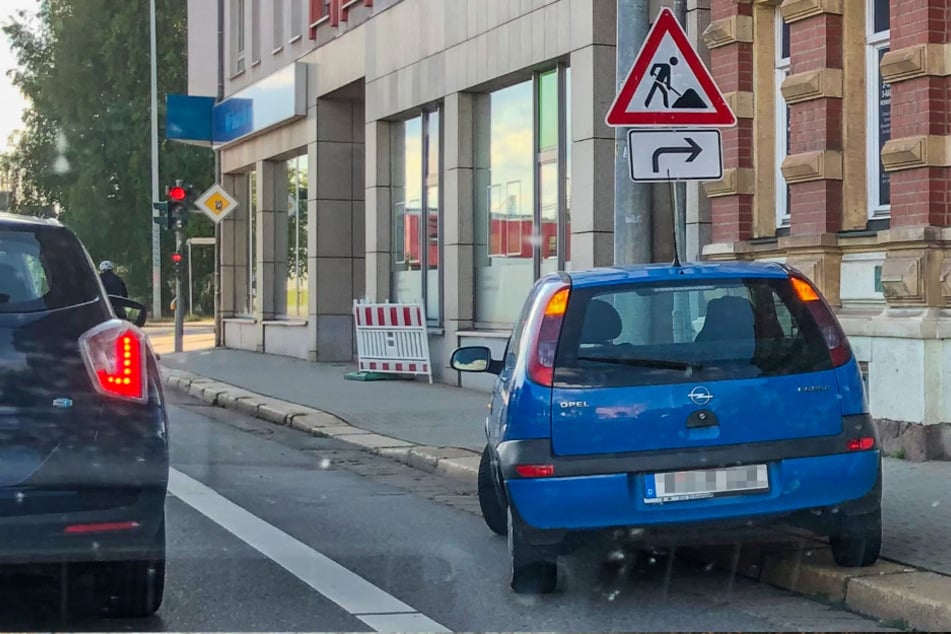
[165,181,194,230]
[171,251,183,278]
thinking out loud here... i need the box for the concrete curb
[160,366,949,630]
[161,366,480,487]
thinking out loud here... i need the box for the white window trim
[775,14,791,229]
[231,0,247,76]
[866,1,890,219]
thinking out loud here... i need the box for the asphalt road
[0,391,898,632]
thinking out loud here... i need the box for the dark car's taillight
[527,286,570,387]
[790,275,852,367]
[78,320,149,404]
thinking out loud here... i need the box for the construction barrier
[352,300,433,384]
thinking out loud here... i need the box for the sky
[0,0,37,154]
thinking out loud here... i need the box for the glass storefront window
[475,67,571,326]
[286,155,308,317]
[248,171,257,314]
[390,109,441,323]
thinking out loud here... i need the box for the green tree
[2,0,215,315]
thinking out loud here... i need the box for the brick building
[702,0,951,457]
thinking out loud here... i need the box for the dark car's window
[553,277,833,387]
[0,226,101,314]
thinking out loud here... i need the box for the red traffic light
[168,186,187,202]
[170,252,183,264]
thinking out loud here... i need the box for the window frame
[775,15,791,229]
[289,0,304,42]
[273,0,284,53]
[250,0,261,64]
[866,0,891,219]
[231,0,247,75]
[389,107,444,327]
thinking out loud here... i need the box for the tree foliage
[2,0,215,313]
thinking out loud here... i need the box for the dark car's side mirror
[109,295,148,328]
[450,346,503,375]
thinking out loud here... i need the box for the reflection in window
[248,171,257,314]
[286,155,308,317]
[475,66,572,326]
[390,110,441,323]
[867,0,890,217]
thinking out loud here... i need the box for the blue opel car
[450,262,882,594]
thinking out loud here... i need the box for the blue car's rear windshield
[0,225,101,314]
[553,277,834,388]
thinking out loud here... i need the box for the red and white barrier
[353,300,433,383]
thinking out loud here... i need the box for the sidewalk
[159,348,488,451]
[161,348,951,630]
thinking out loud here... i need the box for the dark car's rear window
[553,277,834,388]
[0,225,101,314]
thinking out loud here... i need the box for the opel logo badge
[688,386,714,406]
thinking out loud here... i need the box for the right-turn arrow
[651,137,702,173]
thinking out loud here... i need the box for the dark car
[451,262,881,594]
[0,212,168,617]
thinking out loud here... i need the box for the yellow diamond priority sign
[195,184,239,224]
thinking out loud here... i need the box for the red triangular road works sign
[606,7,736,127]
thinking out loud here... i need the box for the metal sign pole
[149,0,162,319]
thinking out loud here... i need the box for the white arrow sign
[627,129,723,182]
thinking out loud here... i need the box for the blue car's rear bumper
[506,450,881,532]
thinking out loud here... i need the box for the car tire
[478,445,508,536]
[507,507,558,594]
[94,517,166,618]
[830,507,882,568]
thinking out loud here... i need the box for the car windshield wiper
[575,355,702,371]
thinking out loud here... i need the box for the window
[273,0,284,51]
[867,0,890,217]
[286,155,308,317]
[251,0,261,63]
[231,0,246,74]
[474,65,571,326]
[0,227,99,313]
[390,109,442,323]
[552,278,833,388]
[290,0,304,41]
[247,171,257,314]
[775,15,791,228]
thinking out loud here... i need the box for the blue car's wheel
[830,506,882,567]
[508,507,558,594]
[479,445,507,536]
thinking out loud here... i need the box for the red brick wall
[787,9,843,236]
[709,0,754,244]
[888,0,951,227]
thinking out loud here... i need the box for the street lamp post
[149,0,161,319]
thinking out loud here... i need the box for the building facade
[186,0,950,457]
[186,0,705,391]
[703,0,951,457]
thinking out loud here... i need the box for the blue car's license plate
[644,464,769,504]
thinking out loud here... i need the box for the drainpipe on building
[214,0,225,348]
[614,0,653,265]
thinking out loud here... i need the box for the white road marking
[168,468,451,633]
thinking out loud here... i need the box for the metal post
[175,226,184,353]
[673,0,688,264]
[614,0,653,265]
[149,0,162,319]
[214,0,225,347]
[188,240,194,318]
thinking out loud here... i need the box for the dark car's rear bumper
[0,486,166,564]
